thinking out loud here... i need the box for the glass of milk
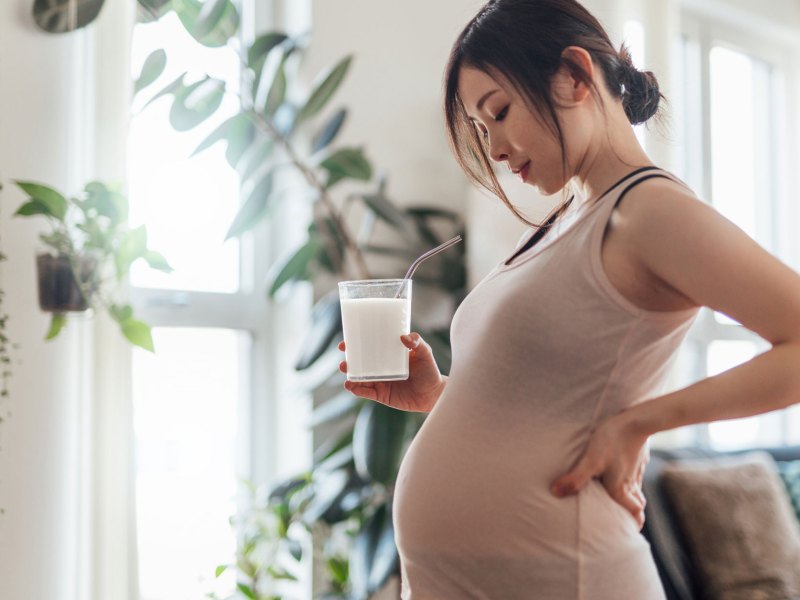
[338,279,412,381]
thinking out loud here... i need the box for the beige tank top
[393,166,700,599]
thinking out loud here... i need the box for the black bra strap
[613,174,673,209]
[505,165,665,266]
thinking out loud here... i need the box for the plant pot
[36,253,95,312]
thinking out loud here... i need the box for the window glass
[133,327,247,600]
[706,340,763,449]
[623,19,646,148]
[129,13,241,293]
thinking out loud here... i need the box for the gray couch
[642,445,800,600]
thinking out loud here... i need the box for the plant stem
[247,111,370,280]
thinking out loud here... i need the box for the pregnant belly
[393,402,642,562]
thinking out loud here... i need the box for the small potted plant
[12,180,171,351]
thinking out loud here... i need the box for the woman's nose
[487,135,509,163]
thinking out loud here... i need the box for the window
[676,11,798,449]
[128,12,250,600]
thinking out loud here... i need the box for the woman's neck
[570,107,655,205]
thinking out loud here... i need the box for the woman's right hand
[339,332,446,413]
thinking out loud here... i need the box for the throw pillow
[661,451,800,600]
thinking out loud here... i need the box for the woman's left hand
[550,412,650,530]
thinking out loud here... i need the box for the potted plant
[12,179,172,351]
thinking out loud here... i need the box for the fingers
[339,360,347,374]
[338,340,346,351]
[343,379,378,401]
[551,462,594,497]
[614,483,647,531]
[401,332,432,362]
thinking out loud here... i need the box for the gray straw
[395,235,463,297]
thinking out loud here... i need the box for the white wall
[0,2,87,599]
[0,2,133,599]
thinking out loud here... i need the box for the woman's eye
[494,106,509,122]
[482,129,489,141]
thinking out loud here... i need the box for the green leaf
[135,49,167,95]
[236,583,256,600]
[14,199,55,218]
[327,556,349,585]
[137,0,172,21]
[214,564,227,578]
[116,226,148,279]
[33,0,105,33]
[350,503,398,596]
[140,72,187,112]
[45,313,67,340]
[224,171,275,239]
[296,56,353,126]
[173,0,239,47]
[192,0,229,39]
[266,566,298,581]
[143,250,173,273]
[82,181,128,224]
[247,32,289,71]
[358,191,409,232]
[109,304,134,323]
[268,475,311,505]
[352,402,408,485]
[265,59,287,116]
[288,538,303,562]
[120,318,155,352]
[311,108,347,154]
[310,393,360,429]
[14,181,68,220]
[169,76,225,131]
[315,446,354,474]
[301,469,349,524]
[313,428,353,467]
[192,113,256,169]
[294,290,342,370]
[236,138,275,182]
[267,237,324,298]
[254,45,293,117]
[319,147,372,190]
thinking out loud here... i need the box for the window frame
[677,7,800,447]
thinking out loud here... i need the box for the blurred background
[0,0,798,599]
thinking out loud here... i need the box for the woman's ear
[551,46,594,106]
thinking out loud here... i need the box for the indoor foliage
[135,1,466,597]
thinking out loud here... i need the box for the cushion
[660,451,800,600]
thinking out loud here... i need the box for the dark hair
[444,0,664,226]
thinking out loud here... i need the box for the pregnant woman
[339,0,800,597]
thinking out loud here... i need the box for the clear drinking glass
[338,279,412,382]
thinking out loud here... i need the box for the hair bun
[618,45,662,125]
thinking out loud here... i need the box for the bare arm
[551,182,800,527]
[618,184,800,435]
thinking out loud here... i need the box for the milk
[340,297,411,381]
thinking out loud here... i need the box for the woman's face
[458,66,581,196]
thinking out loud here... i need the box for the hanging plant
[12,180,172,351]
[32,0,106,34]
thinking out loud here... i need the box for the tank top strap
[592,166,694,231]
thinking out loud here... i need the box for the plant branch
[248,110,371,280]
